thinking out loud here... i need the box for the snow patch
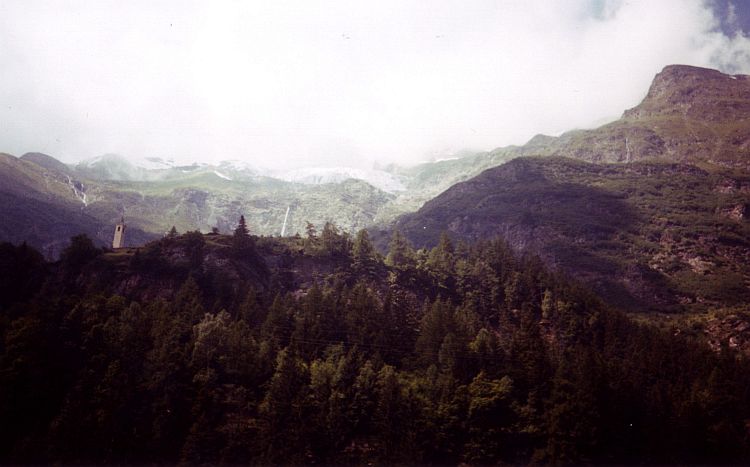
[216,160,270,177]
[214,170,232,181]
[434,157,459,163]
[134,156,177,170]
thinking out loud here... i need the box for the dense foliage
[1,226,749,464]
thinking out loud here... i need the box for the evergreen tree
[426,232,456,298]
[232,215,254,254]
[385,229,415,269]
[351,229,379,279]
[2,228,750,465]
[320,222,350,258]
[259,348,310,463]
[415,298,454,366]
[235,215,250,237]
[464,372,517,464]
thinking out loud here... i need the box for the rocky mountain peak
[623,64,750,121]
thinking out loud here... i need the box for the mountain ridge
[523,64,750,168]
[393,64,750,314]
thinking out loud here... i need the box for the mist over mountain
[5,0,750,463]
[2,62,750,465]
[3,65,750,280]
[394,65,750,315]
[528,65,750,169]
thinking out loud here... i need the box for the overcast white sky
[1,0,750,169]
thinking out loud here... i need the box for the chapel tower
[112,217,126,249]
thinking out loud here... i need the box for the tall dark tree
[351,229,379,279]
[426,232,456,298]
[232,215,254,254]
[385,230,415,270]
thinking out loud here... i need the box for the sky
[1,0,750,170]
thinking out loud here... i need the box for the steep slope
[376,148,519,221]
[0,153,156,256]
[394,65,750,312]
[5,232,750,464]
[20,152,73,174]
[396,157,750,311]
[532,65,750,168]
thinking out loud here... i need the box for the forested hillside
[1,225,748,464]
[394,157,750,313]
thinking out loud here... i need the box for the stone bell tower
[112,217,126,249]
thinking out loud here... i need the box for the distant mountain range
[0,144,505,257]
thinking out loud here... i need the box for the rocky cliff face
[623,65,750,122]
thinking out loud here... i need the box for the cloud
[727,1,738,28]
[1,0,750,169]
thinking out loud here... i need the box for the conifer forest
[1,223,748,465]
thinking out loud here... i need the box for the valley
[1,64,749,319]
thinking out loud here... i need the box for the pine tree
[259,348,310,463]
[235,215,250,237]
[320,221,350,257]
[232,215,254,254]
[352,229,379,279]
[426,232,456,298]
[464,372,516,464]
[385,230,414,269]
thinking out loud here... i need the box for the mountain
[4,64,749,296]
[274,166,406,193]
[74,153,151,181]
[1,143,525,257]
[19,152,73,174]
[0,153,157,257]
[395,157,750,311]
[3,64,750,464]
[530,65,750,168]
[3,151,401,255]
[394,65,750,313]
